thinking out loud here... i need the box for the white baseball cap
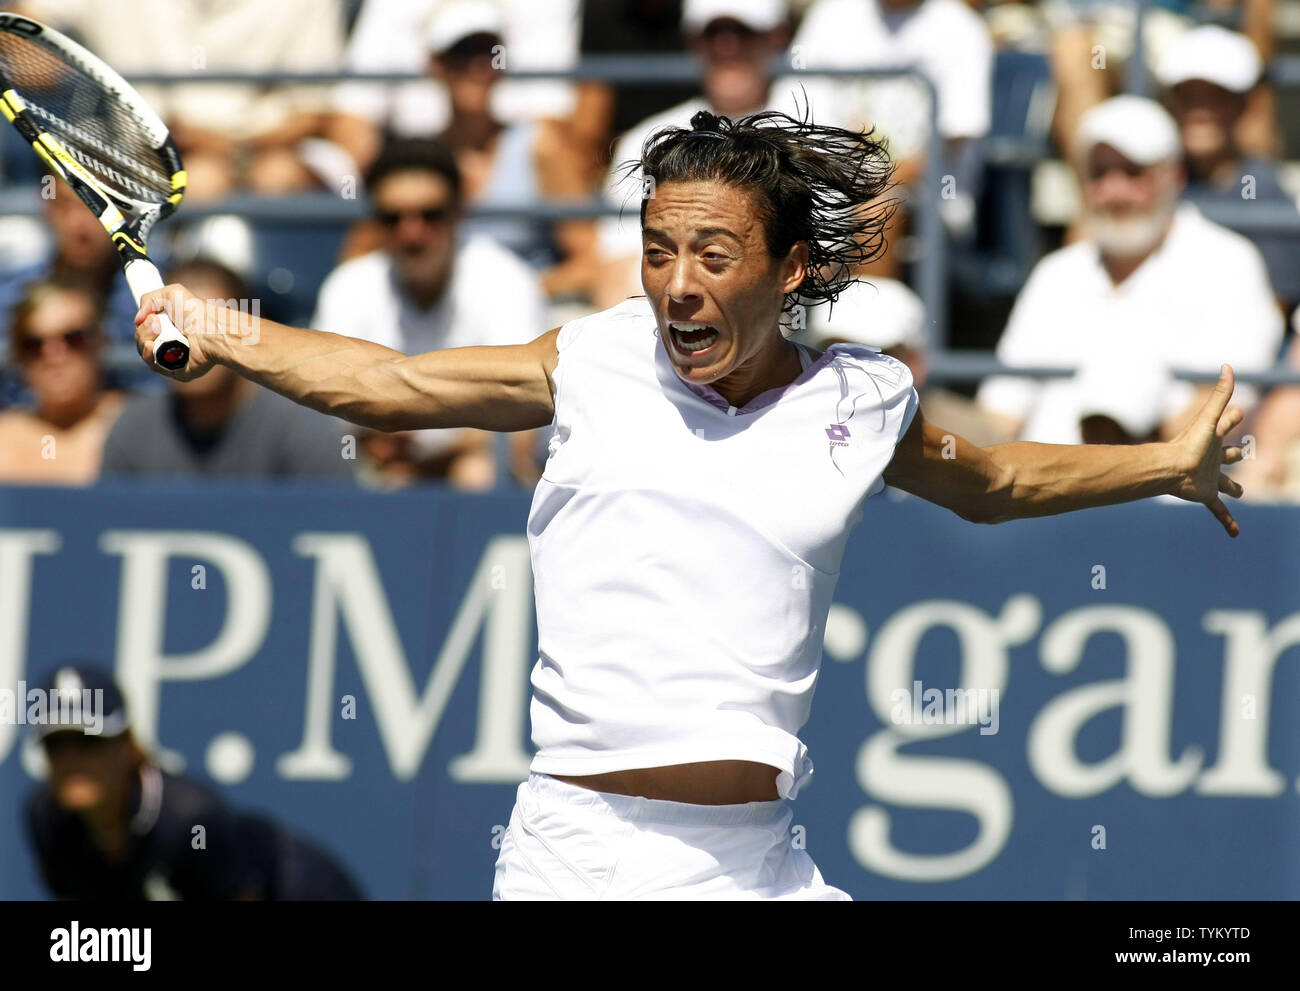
[1156,25,1261,94]
[1073,354,1176,439]
[683,0,789,35]
[426,0,504,54]
[1074,95,1182,167]
[808,278,927,352]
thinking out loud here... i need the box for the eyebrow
[642,226,742,242]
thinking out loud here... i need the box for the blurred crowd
[1,0,1298,499]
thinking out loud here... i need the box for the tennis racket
[0,11,190,370]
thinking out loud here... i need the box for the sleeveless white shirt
[526,299,920,798]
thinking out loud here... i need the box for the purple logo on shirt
[826,424,851,442]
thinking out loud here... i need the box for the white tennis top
[526,299,919,799]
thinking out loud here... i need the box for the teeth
[670,323,719,353]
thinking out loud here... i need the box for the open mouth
[668,322,720,356]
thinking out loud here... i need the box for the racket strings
[0,33,173,208]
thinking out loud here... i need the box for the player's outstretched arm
[883,365,1246,537]
[134,285,559,433]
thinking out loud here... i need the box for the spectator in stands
[786,0,994,274]
[976,96,1283,447]
[807,278,1018,448]
[1046,0,1279,173]
[311,138,547,490]
[25,0,346,199]
[592,0,796,308]
[1156,24,1300,309]
[575,0,697,181]
[0,279,123,485]
[327,0,580,175]
[25,663,363,900]
[100,259,355,481]
[0,170,137,358]
[427,1,595,294]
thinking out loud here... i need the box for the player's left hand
[1167,364,1245,538]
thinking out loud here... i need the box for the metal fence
[2,54,1298,407]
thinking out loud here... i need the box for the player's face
[373,170,458,295]
[43,732,132,813]
[17,290,102,409]
[641,180,807,397]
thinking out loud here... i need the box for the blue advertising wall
[2,480,1297,900]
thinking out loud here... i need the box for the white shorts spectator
[492,773,852,900]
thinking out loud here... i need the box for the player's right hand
[134,284,213,381]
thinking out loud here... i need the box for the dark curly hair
[622,107,898,316]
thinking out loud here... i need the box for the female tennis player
[134,110,1246,900]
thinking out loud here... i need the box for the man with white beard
[977,96,1283,447]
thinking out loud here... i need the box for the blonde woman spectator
[0,280,123,484]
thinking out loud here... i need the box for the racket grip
[124,259,191,371]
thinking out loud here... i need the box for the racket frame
[0,11,191,369]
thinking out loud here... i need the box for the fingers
[1218,472,1243,498]
[1216,405,1244,439]
[1222,445,1243,465]
[1203,364,1236,425]
[134,308,175,373]
[134,320,153,362]
[1207,496,1240,538]
[134,291,165,327]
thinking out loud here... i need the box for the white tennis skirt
[492,772,852,900]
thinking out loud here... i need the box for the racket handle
[124,259,191,371]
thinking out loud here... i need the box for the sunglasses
[375,206,454,229]
[17,327,93,361]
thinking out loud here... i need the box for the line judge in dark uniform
[24,663,363,901]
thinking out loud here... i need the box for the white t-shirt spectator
[783,0,993,159]
[977,203,1284,446]
[333,0,580,138]
[312,234,546,454]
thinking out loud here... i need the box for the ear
[779,241,809,295]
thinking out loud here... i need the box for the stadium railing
[1,56,1298,489]
[0,62,946,363]
[0,56,1295,366]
